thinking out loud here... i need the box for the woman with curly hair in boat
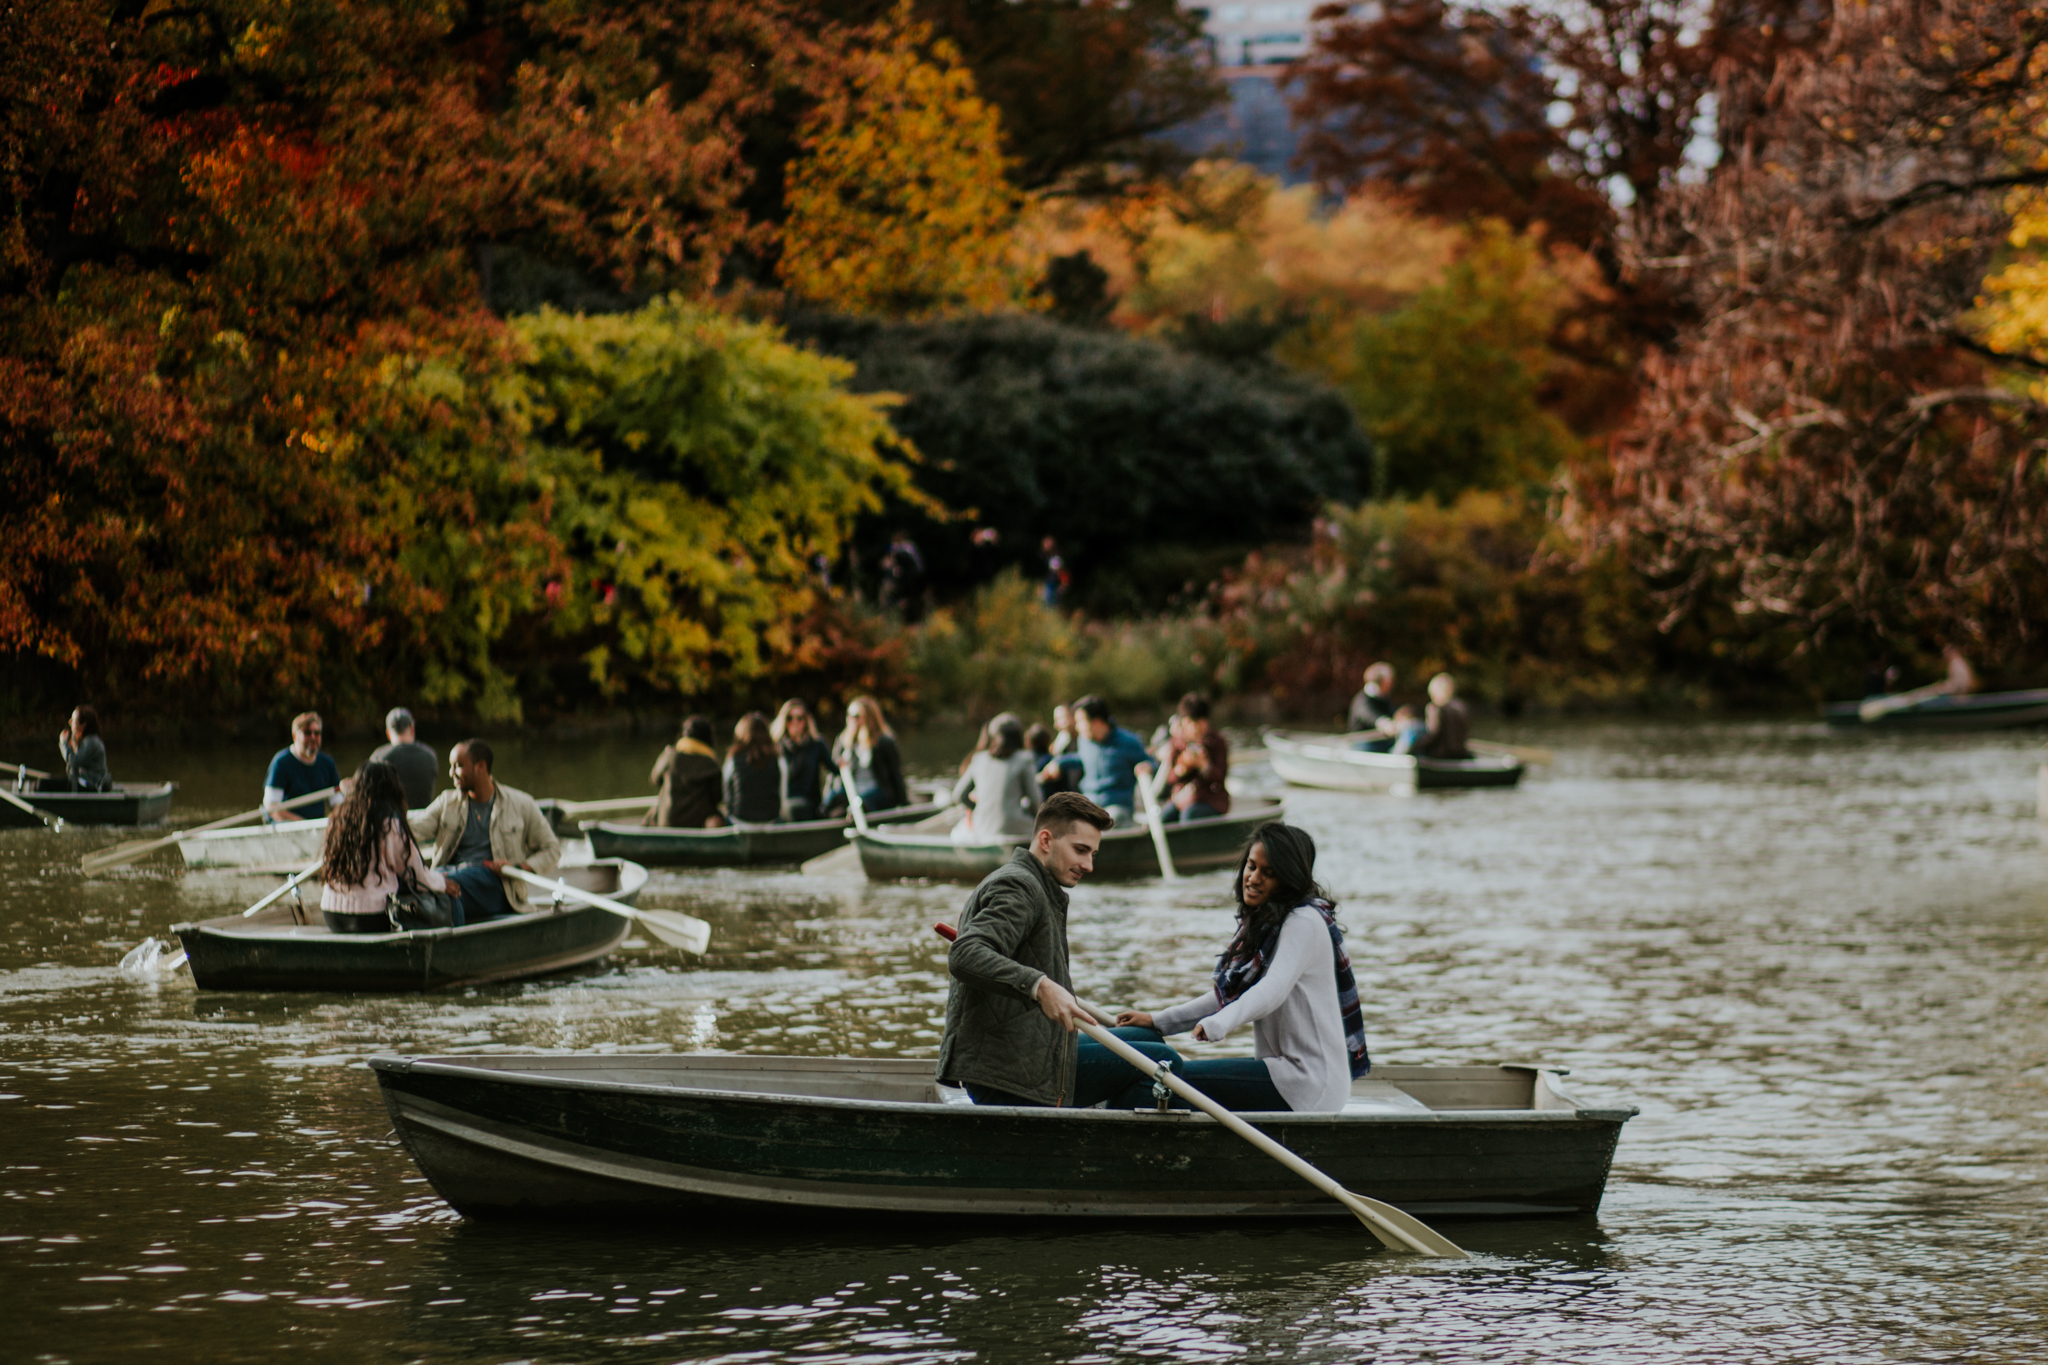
[1115,822,1368,1112]
[320,760,454,929]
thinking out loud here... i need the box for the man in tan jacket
[409,738,561,923]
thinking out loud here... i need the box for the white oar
[1135,761,1179,881]
[1858,680,1950,723]
[550,795,658,818]
[840,763,870,832]
[930,922,1463,1256]
[500,865,710,954]
[83,787,338,872]
[244,860,324,916]
[1077,1020,1467,1256]
[1,787,56,828]
[1466,739,1555,767]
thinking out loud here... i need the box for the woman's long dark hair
[729,711,776,767]
[322,761,411,887]
[1225,822,1333,961]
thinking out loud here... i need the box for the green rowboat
[849,798,1284,882]
[173,859,647,992]
[0,781,176,828]
[586,795,950,867]
[370,1051,1636,1222]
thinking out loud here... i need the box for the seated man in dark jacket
[937,793,1181,1108]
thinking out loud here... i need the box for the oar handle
[4,762,54,780]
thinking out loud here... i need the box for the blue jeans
[1159,802,1219,824]
[1173,1057,1290,1111]
[442,863,512,926]
[966,1026,1183,1110]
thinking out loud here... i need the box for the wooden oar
[244,861,325,917]
[1466,739,1555,767]
[1136,761,1179,881]
[550,795,658,818]
[82,786,338,873]
[4,762,53,780]
[0,786,57,828]
[930,922,1465,1257]
[1858,681,1950,723]
[841,763,870,833]
[500,865,711,954]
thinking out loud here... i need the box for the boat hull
[1823,688,2048,729]
[369,1053,1633,1223]
[850,800,1283,882]
[172,860,646,991]
[588,798,949,867]
[178,819,328,869]
[0,782,176,828]
[1264,733,1523,792]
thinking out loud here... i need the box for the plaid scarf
[1213,897,1371,1078]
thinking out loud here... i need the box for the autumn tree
[0,0,927,719]
[778,6,1025,317]
[1572,1,2048,688]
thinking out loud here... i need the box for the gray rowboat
[173,859,648,992]
[0,782,176,828]
[850,798,1285,882]
[369,1051,1635,1222]
[586,794,950,867]
[1264,731,1524,792]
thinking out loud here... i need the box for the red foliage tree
[0,0,842,715]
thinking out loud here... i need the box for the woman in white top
[1116,823,1368,1112]
[950,712,1041,842]
[320,761,452,928]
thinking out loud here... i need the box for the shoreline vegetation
[9,3,2048,738]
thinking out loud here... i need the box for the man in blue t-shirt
[264,711,342,824]
[1067,695,1153,827]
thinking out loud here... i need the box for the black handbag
[386,820,459,932]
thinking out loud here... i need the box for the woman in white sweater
[950,713,1041,842]
[1116,823,1368,1112]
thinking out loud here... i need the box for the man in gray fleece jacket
[937,792,1181,1107]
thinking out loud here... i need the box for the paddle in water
[499,865,712,954]
[1136,761,1179,881]
[931,922,1467,1257]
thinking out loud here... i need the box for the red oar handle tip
[934,922,957,941]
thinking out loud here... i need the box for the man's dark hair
[386,706,415,734]
[457,737,494,772]
[682,715,714,746]
[1075,695,1111,724]
[1024,723,1054,755]
[1035,790,1113,836]
[1176,692,1210,721]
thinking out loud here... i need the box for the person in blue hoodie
[1065,695,1154,827]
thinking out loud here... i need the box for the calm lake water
[7,720,2048,1363]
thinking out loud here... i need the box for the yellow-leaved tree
[778,4,1024,317]
[1978,187,2048,395]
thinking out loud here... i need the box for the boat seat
[1343,1079,1433,1114]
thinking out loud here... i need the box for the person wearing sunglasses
[264,711,343,824]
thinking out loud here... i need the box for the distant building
[1166,2,1346,184]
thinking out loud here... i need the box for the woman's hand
[1113,1010,1154,1030]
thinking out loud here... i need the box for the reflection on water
[6,722,2048,1362]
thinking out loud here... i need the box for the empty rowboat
[369,1051,1635,1222]
[0,782,176,828]
[850,798,1284,882]
[178,817,330,869]
[173,859,648,992]
[1263,732,1523,793]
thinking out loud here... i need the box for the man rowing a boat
[937,792,1181,1108]
[409,739,560,924]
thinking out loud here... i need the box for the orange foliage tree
[0,0,898,718]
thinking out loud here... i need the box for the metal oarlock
[1152,1061,1173,1113]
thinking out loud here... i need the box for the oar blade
[1335,1189,1471,1258]
[635,908,711,955]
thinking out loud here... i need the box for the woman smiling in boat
[1116,823,1368,1112]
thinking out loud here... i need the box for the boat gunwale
[851,798,1285,854]
[171,859,647,943]
[1263,731,1522,774]
[368,1054,1634,1124]
[584,797,949,842]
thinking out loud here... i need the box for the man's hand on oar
[930,920,1470,1258]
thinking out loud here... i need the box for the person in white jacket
[1115,823,1369,1112]
[951,713,1041,843]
